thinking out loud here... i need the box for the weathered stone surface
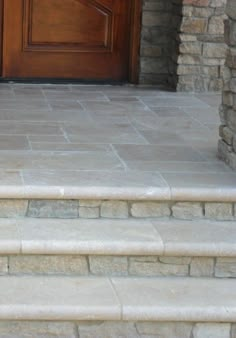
[0,257,8,275]
[27,200,79,218]
[172,202,203,219]
[89,256,128,276]
[190,257,214,277]
[0,321,77,338]
[78,321,139,338]
[136,321,193,337]
[215,257,236,277]
[0,200,28,217]
[129,257,189,277]
[9,255,89,275]
[192,323,231,338]
[131,202,170,218]
[205,203,234,220]
[79,207,100,219]
[79,200,102,207]
[101,201,128,219]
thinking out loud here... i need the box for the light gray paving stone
[215,257,236,277]
[18,218,163,255]
[112,277,236,321]
[172,202,203,219]
[131,202,170,218]
[100,201,129,218]
[205,203,234,220]
[0,200,28,217]
[152,220,236,256]
[0,219,20,254]
[89,256,128,276]
[0,276,120,320]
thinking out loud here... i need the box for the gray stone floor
[0,83,235,191]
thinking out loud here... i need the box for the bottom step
[0,276,235,322]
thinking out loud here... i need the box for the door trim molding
[0,0,141,83]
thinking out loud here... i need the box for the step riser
[0,255,235,278]
[0,320,233,338]
[0,199,235,220]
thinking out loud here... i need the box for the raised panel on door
[2,0,131,80]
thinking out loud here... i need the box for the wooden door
[2,0,133,80]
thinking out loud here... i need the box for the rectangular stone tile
[65,125,147,144]
[0,100,50,111]
[0,276,120,320]
[114,144,206,162]
[139,130,187,145]
[28,135,68,143]
[0,151,122,170]
[125,161,232,173]
[183,107,220,124]
[49,100,84,111]
[140,96,209,108]
[196,93,221,108]
[0,135,30,150]
[152,220,236,256]
[0,122,62,135]
[81,101,150,114]
[0,171,23,185]
[13,88,45,100]
[43,91,84,100]
[18,218,163,255]
[30,143,111,151]
[27,200,79,218]
[112,277,236,321]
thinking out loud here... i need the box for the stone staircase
[0,189,235,337]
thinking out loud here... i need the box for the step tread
[0,276,235,321]
[0,218,235,256]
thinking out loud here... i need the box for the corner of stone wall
[139,0,173,86]
[218,0,236,169]
[175,0,227,92]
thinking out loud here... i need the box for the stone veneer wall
[218,0,236,169]
[140,0,227,92]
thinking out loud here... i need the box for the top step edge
[0,185,236,202]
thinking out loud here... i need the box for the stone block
[129,257,189,277]
[215,257,236,277]
[190,257,214,277]
[27,200,79,218]
[0,200,28,217]
[172,203,203,220]
[203,43,226,58]
[79,207,99,219]
[193,323,231,338]
[79,200,102,207]
[0,257,8,274]
[205,203,233,220]
[89,256,128,276]
[0,321,77,338]
[78,321,139,338]
[9,255,89,275]
[131,202,170,218]
[181,17,207,34]
[100,201,128,219]
[136,321,193,337]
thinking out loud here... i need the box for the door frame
[0,0,142,83]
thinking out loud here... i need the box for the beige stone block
[136,322,193,337]
[0,200,28,217]
[79,200,102,207]
[159,256,191,265]
[89,256,128,276]
[0,321,77,338]
[129,258,188,277]
[193,323,231,338]
[101,201,128,219]
[78,321,139,338]
[27,200,79,218]
[9,255,89,275]
[215,257,236,277]
[190,257,214,277]
[79,207,99,219]
[172,203,203,220]
[0,257,8,274]
[131,202,170,218]
[205,203,233,220]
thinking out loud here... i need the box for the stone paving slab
[0,84,234,200]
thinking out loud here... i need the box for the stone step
[0,218,235,278]
[0,275,233,323]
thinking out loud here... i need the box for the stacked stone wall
[218,0,236,169]
[140,0,227,92]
